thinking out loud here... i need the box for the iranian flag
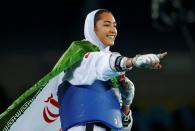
[0,41,99,131]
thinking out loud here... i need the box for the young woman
[0,9,167,131]
[58,9,167,131]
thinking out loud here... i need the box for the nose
[110,26,117,35]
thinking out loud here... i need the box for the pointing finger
[157,52,168,59]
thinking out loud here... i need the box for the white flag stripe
[8,72,64,131]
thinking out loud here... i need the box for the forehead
[97,12,116,22]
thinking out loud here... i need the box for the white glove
[132,54,160,69]
[119,77,134,130]
[119,77,135,106]
[122,110,133,131]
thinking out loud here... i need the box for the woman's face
[94,12,117,46]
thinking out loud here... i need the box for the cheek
[97,28,106,37]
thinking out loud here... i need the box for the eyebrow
[103,21,117,25]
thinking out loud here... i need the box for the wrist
[109,53,133,72]
[126,58,133,68]
[122,105,130,115]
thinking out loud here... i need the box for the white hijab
[84,9,110,52]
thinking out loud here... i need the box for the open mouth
[107,35,115,40]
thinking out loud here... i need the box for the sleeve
[65,51,132,85]
[84,51,123,81]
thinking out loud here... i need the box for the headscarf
[84,9,110,52]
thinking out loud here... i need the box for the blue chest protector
[58,80,122,130]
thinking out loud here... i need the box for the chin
[106,41,115,46]
[110,42,115,46]
[103,40,115,46]
[110,43,114,46]
[104,43,114,46]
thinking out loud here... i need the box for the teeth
[107,35,115,39]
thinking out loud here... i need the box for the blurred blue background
[0,0,195,130]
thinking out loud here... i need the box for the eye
[104,24,110,27]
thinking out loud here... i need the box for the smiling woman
[58,9,135,131]
[94,11,117,46]
[57,9,167,131]
[0,9,167,131]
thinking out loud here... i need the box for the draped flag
[3,73,64,131]
[0,40,101,131]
